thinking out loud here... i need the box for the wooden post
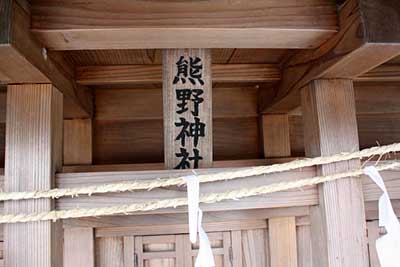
[301,79,368,267]
[163,49,212,169]
[263,114,298,267]
[5,84,63,267]
[63,119,94,267]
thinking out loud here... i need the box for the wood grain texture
[64,227,95,267]
[0,0,92,118]
[55,166,318,212]
[366,221,380,267]
[31,0,336,49]
[94,85,259,120]
[123,236,135,267]
[96,237,124,267]
[269,217,298,267]
[77,64,280,85]
[357,64,400,82]
[163,49,212,169]
[264,0,400,113]
[301,79,368,267]
[63,119,92,165]
[262,114,291,158]
[5,84,63,267]
[296,225,312,267]
[242,229,268,267]
[63,49,287,66]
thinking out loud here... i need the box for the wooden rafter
[76,64,280,85]
[262,0,400,113]
[0,0,93,118]
[30,0,337,50]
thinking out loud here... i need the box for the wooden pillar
[5,84,63,267]
[163,49,212,169]
[63,119,94,267]
[301,79,368,267]
[263,114,298,267]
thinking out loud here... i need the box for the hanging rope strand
[0,143,400,202]
[0,161,398,224]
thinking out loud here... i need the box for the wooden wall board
[354,82,400,114]
[269,217,297,267]
[262,114,291,158]
[31,0,337,50]
[93,119,164,164]
[357,113,400,149]
[94,85,259,120]
[64,227,95,267]
[63,119,92,165]
[96,237,124,267]
[93,117,261,164]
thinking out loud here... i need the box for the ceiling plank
[262,0,400,113]
[77,64,280,85]
[31,0,337,50]
[0,0,93,118]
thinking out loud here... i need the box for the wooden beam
[5,84,63,267]
[264,0,400,113]
[76,64,280,85]
[163,49,213,169]
[30,0,337,50]
[357,64,400,82]
[301,79,368,266]
[0,0,92,118]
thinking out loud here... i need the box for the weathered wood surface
[269,217,298,267]
[262,114,291,158]
[163,49,213,169]
[63,118,94,267]
[0,0,92,118]
[5,84,63,267]
[77,64,280,85]
[63,119,92,165]
[264,0,400,113]
[31,0,337,50]
[95,85,259,120]
[62,49,289,66]
[64,227,95,267]
[302,79,368,267]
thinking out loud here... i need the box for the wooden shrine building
[0,0,400,266]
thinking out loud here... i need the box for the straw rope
[1,143,400,202]
[0,161,398,224]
